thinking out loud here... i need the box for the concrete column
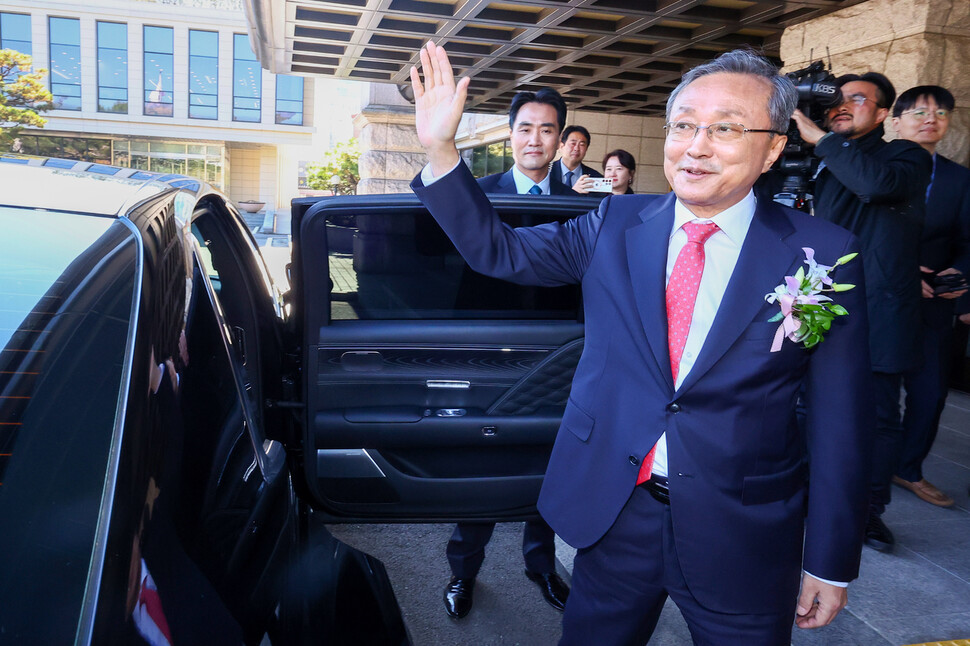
[353,82,426,195]
[780,0,970,164]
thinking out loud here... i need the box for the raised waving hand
[410,41,470,175]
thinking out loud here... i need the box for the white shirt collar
[671,190,757,247]
[512,164,551,195]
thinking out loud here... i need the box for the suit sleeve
[950,165,970,276]
[411,161,605,286]
[801,230,874,583]
[815,134,931,205]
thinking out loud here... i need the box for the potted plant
[237,200,266,213]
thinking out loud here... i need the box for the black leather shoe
[524,570,569,611]
[443,577,474,619]
[864,513,895,552]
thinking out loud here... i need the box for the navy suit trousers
[446,520,556,579]
[561,486,795,646]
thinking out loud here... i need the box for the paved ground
[326,395,970,646]
[249,207,970,646]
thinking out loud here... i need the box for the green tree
[0,49,54,148]
[307,138,360,195]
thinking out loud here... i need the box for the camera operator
[892,85,970,509]
[792,71,932,554]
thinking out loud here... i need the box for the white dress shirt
[651,191,755,478]
[510,164,551,194]
[651,191,846,589]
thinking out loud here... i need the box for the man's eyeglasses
[664,121,784,143]
[899,108,950,121]
[840,94,880,108]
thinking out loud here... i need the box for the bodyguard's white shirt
[651,191,755,479]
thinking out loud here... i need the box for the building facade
[1,0,316,210]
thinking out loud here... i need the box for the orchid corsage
[764,247,857,352]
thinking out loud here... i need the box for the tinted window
[327,210,581,320]
[275,75,303,125]
[48,17,81,110]
[97,21,127,113]
[144,26,174,116]
[1,12,31,55]
[189,30,218,120]
[233,33,261,122]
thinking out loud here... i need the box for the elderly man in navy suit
[410,42,873,644]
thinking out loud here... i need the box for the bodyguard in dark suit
[412,42,872,645]
[793,72,932,552]
[891,85,970,508]
[553,125,602,192]
[444,85,572,621]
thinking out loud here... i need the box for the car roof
[0,155,205,217]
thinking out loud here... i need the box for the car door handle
[426,380,470,389]
[340,351,383,371]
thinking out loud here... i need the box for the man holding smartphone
[891,85,970,508]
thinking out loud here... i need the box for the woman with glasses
[890,85,968,510]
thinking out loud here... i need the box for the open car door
[291,193,600,522]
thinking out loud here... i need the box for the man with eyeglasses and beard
[890,85,970,510]
[412,42,873,645]
[792,72,933,554]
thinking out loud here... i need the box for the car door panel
[294,195,599,521]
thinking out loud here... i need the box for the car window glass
[0,214,137,639]
[190,222,220,292]
[327,211,580,320]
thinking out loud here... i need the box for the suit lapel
[498,170,516,194]
[677,202,798,393]
[626,193,677,387]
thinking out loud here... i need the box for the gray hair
[665,49,797,133]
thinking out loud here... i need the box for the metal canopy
[245,0,863,115]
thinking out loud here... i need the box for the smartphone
[589,177,614,192]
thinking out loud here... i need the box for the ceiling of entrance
[245,0,863,115]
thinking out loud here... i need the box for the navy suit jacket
[476,168,574,195]
[555,159,603,183]
[412,162,873,615]
[920,155,970,326]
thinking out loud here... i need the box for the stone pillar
[353,83,426,195]
[780,0,970,164]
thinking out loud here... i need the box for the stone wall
[781,0,970,163]
[353,83,426,195]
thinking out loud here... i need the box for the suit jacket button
[628,455,639,465]
[667,403,681,413]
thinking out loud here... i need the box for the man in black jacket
[792,72,932,552]
[891,85,970,508]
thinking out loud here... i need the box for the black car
[0,156,600,644]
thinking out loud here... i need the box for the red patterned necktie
[637,220,720,485]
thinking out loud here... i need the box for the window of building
[0,12,31,55]
[462,141,514,178]
[189,30,218,120]
[97,22,127,114]
[48,17,81,111]
[143,26,174,117]
[275,75,304,125]
[111,140,225,189]
[233,33,261,122]
[14,135,112,163]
